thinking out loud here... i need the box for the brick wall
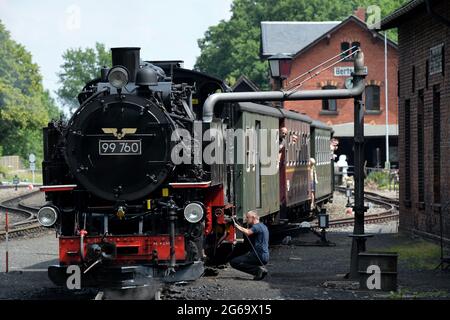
[397,1,450,240]
[284,18,399,128]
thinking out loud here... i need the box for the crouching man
[230,211,269,281]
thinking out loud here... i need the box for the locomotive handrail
[202,51,366,123]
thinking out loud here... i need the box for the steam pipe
[203,51,366,122]
[168,207,177,272]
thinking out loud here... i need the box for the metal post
[168,208,177,272]
[5,210,9,273]
[349,89,370,279]
[273,78,284,108]
[384,32,391,170]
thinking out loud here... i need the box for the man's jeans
[230,252,267,276]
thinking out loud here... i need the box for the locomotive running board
[169,181,212,189]
[40,185,78,192]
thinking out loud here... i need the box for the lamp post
[268,54,292,107]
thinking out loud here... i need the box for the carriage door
[255,121,262,208]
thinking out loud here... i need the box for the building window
[341,42,360,60]
[365,85,381,112]
[404,99,411,203]
[322,85,337,112]
[433,85,441,204]
[351,42,361,55]
[417,90,425,204]
[341,42,350,60]
[430,44,444,75]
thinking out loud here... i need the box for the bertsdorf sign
[334,66,368,77]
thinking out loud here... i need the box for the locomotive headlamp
[108,66,129,89]
[37,206,58,227]
[184,203,204,224]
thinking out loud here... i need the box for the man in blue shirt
[230,211,269,280]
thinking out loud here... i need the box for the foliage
[57,43,112,110]
[2,168,43,184]
[365,169,399,190]
[0,165,6,177]
[366,170,390,188]
[0,20,61,164]
[195,0,409,88]
[374,239,441,271]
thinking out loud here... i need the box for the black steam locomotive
[39,48,333,288]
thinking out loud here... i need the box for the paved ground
[0,188,33,202]
[0,227,449,300]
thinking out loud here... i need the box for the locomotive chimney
[111,47,141,82]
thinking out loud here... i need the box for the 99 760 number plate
[99,140,142,156]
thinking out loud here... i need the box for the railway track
[325,187,399,229]
[0,189,45,240]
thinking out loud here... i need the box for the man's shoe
[253,267,268,281]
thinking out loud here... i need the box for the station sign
[334,66,368,77]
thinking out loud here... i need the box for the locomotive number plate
[99,140,142,156]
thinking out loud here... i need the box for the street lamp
[268,54,293,90]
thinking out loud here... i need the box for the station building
[381,0,450,241]
[261,9,399,168]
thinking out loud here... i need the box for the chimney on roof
[354,7,366,22]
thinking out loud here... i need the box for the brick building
[382,0,450,241]
[261,10,399,168]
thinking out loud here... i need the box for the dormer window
[341,41,360,61]
[341,42,350,60]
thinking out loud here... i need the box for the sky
[0,0,233,96]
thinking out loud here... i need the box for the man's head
[309,158,316,167]
[280,127,288,138]
[245,210,260,226]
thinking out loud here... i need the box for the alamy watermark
[170,122,282,176]
[366,264,382,290]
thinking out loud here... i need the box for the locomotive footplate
[48,261,204,289]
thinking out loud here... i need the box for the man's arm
[234,223,254,237]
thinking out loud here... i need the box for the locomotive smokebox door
[64,94,175,202]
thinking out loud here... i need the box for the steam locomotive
[39,47,333,288]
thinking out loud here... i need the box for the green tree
[0,20,60,163]
[196,0,408,88]
[57,43,111,110]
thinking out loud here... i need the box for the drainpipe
[425,0,450,28]
[203,51,366,122]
